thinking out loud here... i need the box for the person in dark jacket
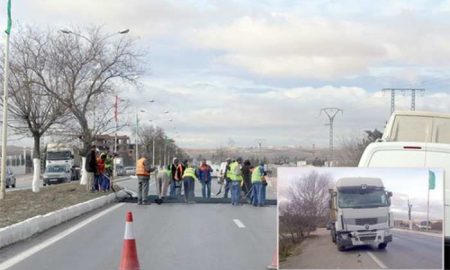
[197,159,213,198]
[85,145,97,192]
[241,160,252,201]
[168,158,179,197]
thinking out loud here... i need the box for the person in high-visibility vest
[223,158,232,198]
[229,157,243,206]
[136,153,156,205]
[251,162,266,206]
[182,161,197,203]
[155,166,171,204]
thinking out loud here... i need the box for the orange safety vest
[136,158,149,176]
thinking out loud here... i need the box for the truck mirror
[387,191,393,197]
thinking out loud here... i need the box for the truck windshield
[47,151,71,160]
[338,188,390,208]
[46,165,67,173]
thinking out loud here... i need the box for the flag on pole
[5,0,11,35]
[428,170,435,190]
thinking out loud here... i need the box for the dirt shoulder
[280,228,380,269]
[0,183,118,228]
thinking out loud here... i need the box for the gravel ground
[0,183,118,228]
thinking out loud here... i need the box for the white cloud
[188,13,450,79]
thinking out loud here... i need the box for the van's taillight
[403,146,422,149]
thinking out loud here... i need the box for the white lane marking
[367,252,387,269]
[233,219,246,228]
[0,203,124,269]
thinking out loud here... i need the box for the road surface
[0,176,277,270]
[281,227,442,269]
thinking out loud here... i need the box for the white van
[382,111,450,144]
[358,141,450,248]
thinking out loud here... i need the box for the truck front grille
[359,235,377,241]
[355,218,378,225]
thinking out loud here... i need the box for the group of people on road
[133,153,268,206]
[221,157,267,206]
[85,145,114,193]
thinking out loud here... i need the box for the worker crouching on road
[155,165,171,204]
[182,161,197,203]
[251,162,266,207]
[174,159,186,198]
[197,159,213,198]
[229,157,243,206]
[136,153,156,205]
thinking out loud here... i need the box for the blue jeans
[169,180,176,197]
[201,180,211,198]
[261,182,266,205]
[223,179,231,198]
[231,181,241,205]
[251,182,263,206]
[183,177,195,202]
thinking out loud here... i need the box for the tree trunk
[80,156,87,186]
[32,158,41,192]
[33,134,40,159]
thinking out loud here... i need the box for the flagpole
[427,187,430,231]
[0,32,10,200]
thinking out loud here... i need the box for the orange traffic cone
[119,212,140,270]
[266,249,278,270]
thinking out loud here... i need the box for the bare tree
[335,129,383,166]
[29,26,142,156]
[279,171,332,249]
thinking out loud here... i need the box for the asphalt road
[0,176,277,270]
[281,227,442,269]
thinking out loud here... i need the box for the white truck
[359,110,450,261]
[382,110,450,144]
[45,143,81,181]
[328,177,393,251]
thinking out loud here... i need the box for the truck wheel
[336,236,346,251]
[378,243,387,249]
[331,229,336,243]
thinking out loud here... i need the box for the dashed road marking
[367,252,387,269]
[233,219,246,228]
[0,203,124,269]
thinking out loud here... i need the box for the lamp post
[148,110,170,166]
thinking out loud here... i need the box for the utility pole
[255,138,265,162]
[408,199,413,230]
[382,88,425,113]
[320,108,343,166]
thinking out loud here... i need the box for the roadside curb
[0,189,129,249]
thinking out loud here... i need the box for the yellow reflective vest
[228,161,243,182]
[251,166,263,183]
[182,167,198,181]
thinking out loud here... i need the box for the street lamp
[148,110,170,166]
[60,28,130,43]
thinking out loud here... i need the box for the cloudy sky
[278,167,444,220]
[7,1,450,148]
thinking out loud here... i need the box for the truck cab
[329,177,393,251]
[46,143,80,181]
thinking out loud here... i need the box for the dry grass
[0,183,118,228]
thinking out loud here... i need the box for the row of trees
[138,125,189,166]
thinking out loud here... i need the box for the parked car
[124,166,136,175]
[4,167,16,188]
[43,164,71,186]
[116,165,126,176]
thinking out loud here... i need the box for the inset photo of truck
[278,167,444,269]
